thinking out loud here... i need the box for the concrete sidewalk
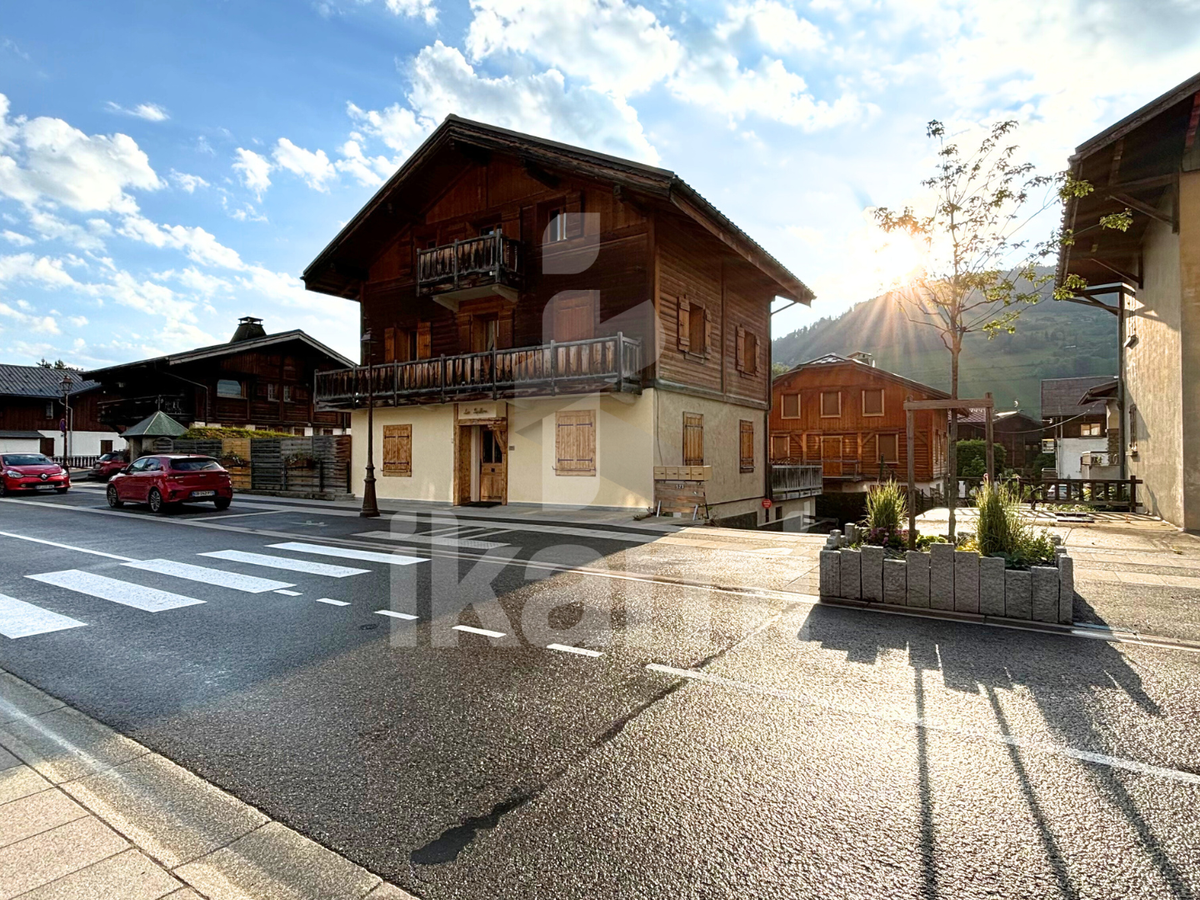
[0,671,413,900]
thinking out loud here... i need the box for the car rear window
[2,455,50,466]
[170,458,222,472]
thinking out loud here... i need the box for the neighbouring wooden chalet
[303,116,816,523]
[769,354,952,491]
[1057,70,1200,529]
[0,364,121,459]
[83,318,353,436]
[958,409,1044,474]
[1040,375,1113,479]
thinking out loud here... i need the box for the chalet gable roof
[777,353,952,400]
[0,364,97,399]
[302,115,812,305]
[83,330,355,380]
[1040,375,1113,419]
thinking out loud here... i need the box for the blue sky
[1,0,1197,366]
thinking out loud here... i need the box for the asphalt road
[0,486,1197,899]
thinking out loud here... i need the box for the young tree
[872,120,1098,538]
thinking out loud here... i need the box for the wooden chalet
[0,365,120,459]
[83,318,353,436]
[304,116,815,522]
[769,354,952,490]
[958,409,1044,474]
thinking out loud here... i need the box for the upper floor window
[217,379,243,399]
[546,208,566,243]
[878,433,899,463]
[283,385,293,404]
[44,402,54,418]
[862,389,885,417]
[266,383,278,402]
[736,328,758,375]
[1080,422,1102,437]
[781,393,800,419]
[677,298,707,355]
[820,391,841,418]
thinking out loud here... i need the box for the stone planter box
[819,543,1074,625]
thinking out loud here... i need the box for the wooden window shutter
[689,305,706,354]
[417,322,432,359]
[553,292,596,343]
[683,413,704,466]
[741,330,757,374]
[677,298,691,352]
[382,424,412,476]
[739,420,754,473]
[497,311,513,350]
[782,393,800,418]
[384,327,396,362]
[555,410,596,476]
[736,326,746,372]
[565,192,584,239]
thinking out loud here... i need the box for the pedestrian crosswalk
[0,538,437,639]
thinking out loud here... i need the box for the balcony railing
[769,464,823,501]
[98,395,189,427]
[315,334,642,410]
[417,232,522,297]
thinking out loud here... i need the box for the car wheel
[214,497,231,511]
[106,485,124,508]
[148,488,168,514]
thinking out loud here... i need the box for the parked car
[89,451,130,482]
[0,453,70,495]
[106,454,233,513]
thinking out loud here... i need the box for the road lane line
[268,541,426,567]
[0,594,87,639]
[452,624,506,638]
[204,509,292,520]
[198,550,368,578]
[0,531,135,562]
[27,571,204,613]
[314,598,349,606]
[274,589,302,596]
[644,664,1200,787]
[547,643,602,658]
[358,531,510,550]
[375,610,418,620]
[122,559,295,594]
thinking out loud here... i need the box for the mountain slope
[773,292,1118,417]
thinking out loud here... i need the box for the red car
[0,453,70,496]
[88,451,129,482]
[106,454,233,513]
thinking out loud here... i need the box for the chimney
[230,316,266,343]
[849,351,875,367]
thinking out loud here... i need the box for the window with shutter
[739,420,754,473]
[878,434,899,463]
[417,322,432,359]
[677,298,691,352]
[743,330,757,374]
[770,433,790,460]
[781,393,800,418]
[555,410,596,475]
[862,388,884,416]
[552,292,596,342]
[683,413,704,465]
[384,327,396,362]
[382,424,412,476]
[688,304,707,354]
[736,325,745,371]
[266,383,278,402]
[820,391,841,417]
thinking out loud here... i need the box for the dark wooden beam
[612,184,649,217]
[1107,137,1124,185]
[1108,191,1174,226]
[1185,90,1200,151]
[522,159,560,189]
[451,140,491,167]
[1108,173,1177,193]
[1057,294,1120,315]
[1091,257,1142,288]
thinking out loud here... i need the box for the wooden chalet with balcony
[769,354,953,491]
[304,116,815,523]
[83,318,353,436]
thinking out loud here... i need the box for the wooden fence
[168,435,351,499]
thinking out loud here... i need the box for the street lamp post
[59,372,72,466]
[360,330,380,518]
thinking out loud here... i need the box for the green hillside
[772,290,1118,417]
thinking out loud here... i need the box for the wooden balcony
[98,395,190,427]
[315,334,643,410]
[417,233,522,308]
[769,464,823,501]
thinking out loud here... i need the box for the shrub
[183,426,294,440]
[957,439,1005,478]
[864,480,907,540]
[974,479,1056,567]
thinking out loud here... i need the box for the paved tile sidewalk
[0,671,414,900]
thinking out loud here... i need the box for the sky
[0,0,1197,368]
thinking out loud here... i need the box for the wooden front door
[479,427,506,503]
[821,436,842,477]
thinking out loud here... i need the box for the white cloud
[26,211,109,252]
[384,0,438,24]
[175,267,233,296]
[346,103,429,156]
[103,270,197,322]
[0,94,162,213]
[118,214,245,270]
[1,229,33,246]
[106,101,170,122]
[334,139,396,187]
[67,315,88,327]
[465,0,683,96]
[272,138,337,191]
[716,1,825,54]
[0,253,81,288]
[0,301,60,334]
[232,147,272,198]
[170,170,209,193]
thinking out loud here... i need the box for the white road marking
[375,610,418,620]
[482,524,660,544]
[0,531,135,562]
[358,530,510,551]
[27,570,204,613]
[199,550,368,578]
[644,664,1200,787]
[122,559,294,594]
[0,594,87,639]
[452,624,506,638]
[547,643,602,658]
[315,598,349,606]
[204,509,291,520]
[268,542,426,567]
[274,589,302,596]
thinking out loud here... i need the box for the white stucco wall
[350,405,456,502]
[1058,436,1109,480]
[34,432,126,457]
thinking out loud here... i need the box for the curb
[0,668,416,900]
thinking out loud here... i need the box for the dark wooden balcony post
[549,340,556,395]
[616,332,625,387]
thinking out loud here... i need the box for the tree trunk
[948,341,960,540]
